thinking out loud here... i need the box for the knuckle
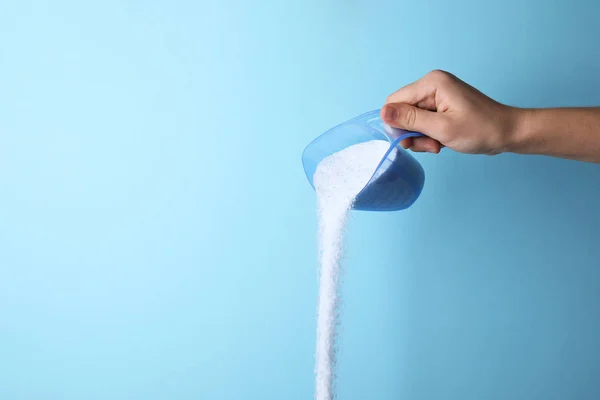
[427,69,451,83]
[397,104,417,128]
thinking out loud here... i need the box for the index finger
[386,75,437,110]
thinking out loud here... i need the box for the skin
[381,70,600,164]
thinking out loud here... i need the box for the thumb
[381,103,445,138]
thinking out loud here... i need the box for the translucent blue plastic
[301,109,425,212]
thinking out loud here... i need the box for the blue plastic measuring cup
[301,109,425,211]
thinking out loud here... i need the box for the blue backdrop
[1,1,600,399]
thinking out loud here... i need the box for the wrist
[503,107,538,154]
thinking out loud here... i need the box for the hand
[381,70,521,155]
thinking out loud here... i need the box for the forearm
[509,107,600,163]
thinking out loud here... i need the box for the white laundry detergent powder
[313,139,392,400]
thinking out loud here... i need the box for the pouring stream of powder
[313,140,391,400]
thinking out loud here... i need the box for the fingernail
[383,105,397,121]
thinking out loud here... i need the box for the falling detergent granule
[312,140,391,400]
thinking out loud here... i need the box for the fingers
[384,70,457,154]
[400,131,443,154]
[386,78,429,105]
[386,70,454,110]
[381,102,446,138]
[410,137,443,153]
[399,137,413,149]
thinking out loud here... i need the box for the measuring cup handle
[397,132,426,141]
[382,123,426,141]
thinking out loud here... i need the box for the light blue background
[1,1,600,399]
